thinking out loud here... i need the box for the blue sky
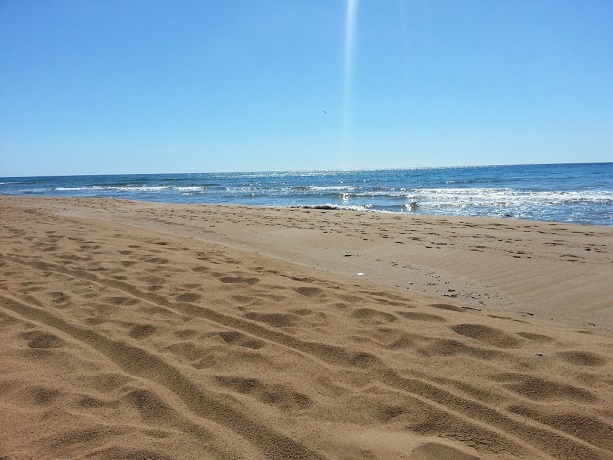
[1,1,612,176]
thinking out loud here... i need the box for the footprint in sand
[216,331,265,349]
[104,296,139,306]
[76,395,112,409]
[48,291,71,305]
[191,266,210,273]
[219,276,259,285]
[174,329,198,339]
[215,376,312,411]
[23,386,62,406]
[491,373,597,403]
[450,324,522,349]
[556,350,607,366]
[396,311,445,322]
[128,324,156,340]
[244,312,298,328]
[420,338,501,360]
[351,308,398,323]
[409,442,479,460]
[516,331,554,343]
[22,330,65,349]
[428,303,465,312]
[175,292,202,303]
[142,257,170,264]
[292,286,323,297]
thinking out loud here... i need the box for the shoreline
[1,195,612,459]
[3,192,613,227]
[2,162,611,227]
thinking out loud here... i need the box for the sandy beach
[1,195,612,459]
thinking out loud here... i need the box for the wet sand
[1,196,612,459]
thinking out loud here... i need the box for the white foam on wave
[176,186,206,192]
[55,185,171,192]
[114,186,170,192]
[408,188,613,208]
[55,187,95,191]
[307,186,356,192]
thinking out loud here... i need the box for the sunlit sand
[1,196,612,459]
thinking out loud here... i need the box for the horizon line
[2,161,612,179]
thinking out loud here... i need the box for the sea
[1,163,612,226]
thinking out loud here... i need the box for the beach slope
[1,196,612,459]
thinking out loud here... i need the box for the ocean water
[1,163,612,226]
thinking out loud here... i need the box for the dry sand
[1,195,612,459]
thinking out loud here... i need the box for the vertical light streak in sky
[341,0,358,163]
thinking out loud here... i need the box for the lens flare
[342,0,358,163]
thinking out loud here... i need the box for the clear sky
[1,1,612,176]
